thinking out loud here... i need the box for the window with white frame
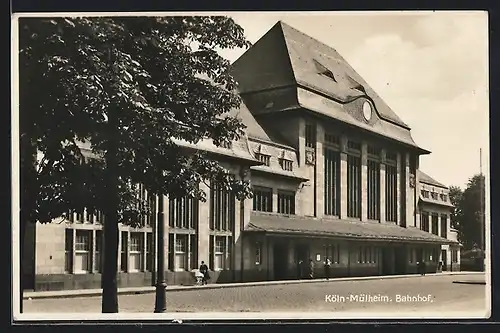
[129,232,143,272]
[74,230,91,273]
[174,235,187,271]
[214,236,226,271]
[168,193,198,272]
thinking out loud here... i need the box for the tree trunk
[101,100,119,313]
[102,212,119,313]
[19,139,37,314]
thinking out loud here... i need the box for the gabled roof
[418,170,448,189]
[232,21,409,128]
[230,21,429,153]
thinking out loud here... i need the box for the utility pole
[479,148,485,271]
[154,192,167,312]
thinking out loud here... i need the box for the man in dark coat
[199,261,210,285]
[324,258,332,280]
[309,259,315,279]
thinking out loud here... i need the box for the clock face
[362,101,372,121]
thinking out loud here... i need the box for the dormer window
[431,192,438,200]
[440,194,448,202]
[256,153,270,166]
[254,144,271,166]
[279,158,293,171]
[421,190,430,198]
[313,59,337,82]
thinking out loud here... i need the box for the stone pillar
[198,182,210,267]
[316,123,325,218]
[340,136,348,219]
[437,215,442,238]
[361,142,368,222]
[299,118,314,216]
[298,118,306,166]
[396,152,401,226]
[404,153,414,228]
[380,149,386,223]
[272,188,278,213]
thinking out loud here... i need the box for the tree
[18,16,253,313]
[449,174,486,251]
[448,186,463,229]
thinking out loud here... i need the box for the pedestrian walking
[417,261,426,276]
[309,259,315,279]
[324,258,331,280]
[199,261,210,285]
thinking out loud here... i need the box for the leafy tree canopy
[448,174,486,250]
[19,16,253,227]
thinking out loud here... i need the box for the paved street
[23,274,487,315]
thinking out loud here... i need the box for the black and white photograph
[11,11,490,321]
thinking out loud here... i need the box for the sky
[217,11,489,189]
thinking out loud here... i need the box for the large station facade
[22,21,461,291]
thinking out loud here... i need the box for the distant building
[22,21,460,291]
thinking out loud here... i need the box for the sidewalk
[23,271,483,300]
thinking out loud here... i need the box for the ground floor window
[408,247,417,263]
[325,244,340,264]
[129,232,143,272]
[210,235,232,271]
[168,232,198,272]
[75,230,91,273]
[452,249,458,263]
[64,227,153,274]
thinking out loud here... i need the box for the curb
[23,271,483,300]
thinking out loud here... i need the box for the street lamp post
[154,193,167,312]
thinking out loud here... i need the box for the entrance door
[441,250,448,271]
[394,246,407,275]
[273,243,288,280]
[294,244,309,279]
[381,247,394,275]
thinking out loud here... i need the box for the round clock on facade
[362,101,372,121]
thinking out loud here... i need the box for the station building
[22,21,460,291]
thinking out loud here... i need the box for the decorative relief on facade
[305,149,316,165]
[409,174,416,188]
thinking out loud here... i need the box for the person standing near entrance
[199,261,210,285]
[324,258,331,280]
[309,259,315,279]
